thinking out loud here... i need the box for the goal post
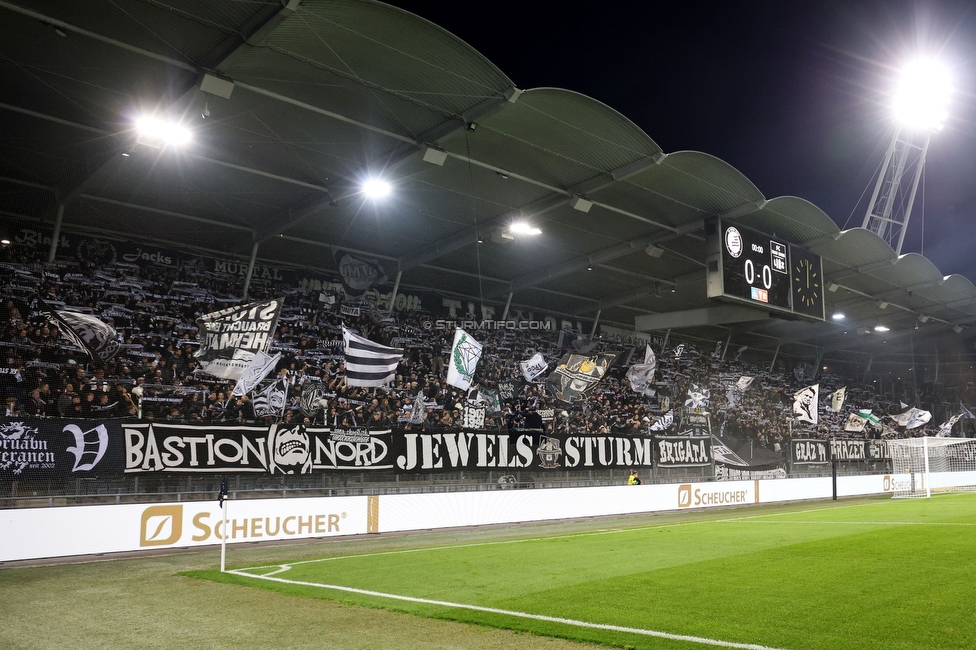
[886,437,976,498]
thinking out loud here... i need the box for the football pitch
[194,493,976,650]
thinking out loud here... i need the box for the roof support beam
[634,305,771,331]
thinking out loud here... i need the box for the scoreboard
[705,217,825,321]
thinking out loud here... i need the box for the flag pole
[218,475,229,573]
[220,498,227,572]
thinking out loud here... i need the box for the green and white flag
[857,408,880,425]
[447,329,483,391]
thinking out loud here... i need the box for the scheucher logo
[140,505,183,547]
[678,484,692,508]
[883,475,891,491]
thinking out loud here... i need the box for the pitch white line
[226,569,788,650]
[716,519,976,527]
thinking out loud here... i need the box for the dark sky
[393,0,976,282]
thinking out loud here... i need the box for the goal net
[886,437,976,498]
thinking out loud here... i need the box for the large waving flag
[46,306,121,364]
[447,329,483,390]
[546,352,617,404]
[196,299,282,380]
[252,379,288,418]
[829,387,847,412]
[519,352,548,382]
[342,327,403,387]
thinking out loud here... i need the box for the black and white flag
[195,299,282,380]
[462,404,486,429]
[626,345,656,396]
[937,414,964,437]
[792,384,819,425]
[685,384,710,409]
[904,408,932,430]
[342,327,403,387]
[299,383,326,418]
[46,306,121,363]
[519,352,548,382]
[828,387,847,412]
[408,391,427,425]
[546,352,616,404]
[232,351,281,397]
[252,379,288,418]
[650,410,673,431]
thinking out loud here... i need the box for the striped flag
[342,327,403,387]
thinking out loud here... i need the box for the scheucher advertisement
[138,496,369,549]
[677,482,755,508]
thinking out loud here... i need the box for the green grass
[191,494,976,650]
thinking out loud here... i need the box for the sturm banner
[0,419,124,478]
[195,299,282,380]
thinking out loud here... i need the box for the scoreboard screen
[705,217,824,321]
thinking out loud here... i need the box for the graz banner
[122,424,662,474]
[0,418,124,478]
[653,435,712,467]
[791,439,829,465]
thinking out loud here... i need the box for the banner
[653,435,712,467]
[831,438,866,462]
[461,404,486,429]
[937,414,964,437]
[791,439,829,465]
[195,299,282,380]
[519,352,548,382]
[339,304,361,317]
[121,425,664,473]
[497,380,519,403]
[46,307,121,364]
[792,384,819,425]
[0,419,124,478]
[844,414,867,433]
[232,351,281,397]
[447,329,483,391]
[334,249,386,297]
[546,353,616,404]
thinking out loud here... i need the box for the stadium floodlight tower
[861,58,951,254]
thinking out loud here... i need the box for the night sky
[393,0,976,283]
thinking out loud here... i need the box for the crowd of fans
[1,241,969,452]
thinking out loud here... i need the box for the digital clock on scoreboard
[705,217,824,321]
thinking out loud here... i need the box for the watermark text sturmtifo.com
[423,320,553,331]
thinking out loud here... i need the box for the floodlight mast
[862,59,950,255]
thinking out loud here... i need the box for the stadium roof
[1,0,975,368]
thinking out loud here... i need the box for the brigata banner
[791,439,830,465]
[0,418,125,478]
[653,435,712,467]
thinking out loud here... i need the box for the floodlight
[509,221,542,236]
[0,239,9,245]
[832,312,845,320]
[136,116,191,147]
[892,58,951,132]
[362,178,391,199]
[874,323,890,332]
